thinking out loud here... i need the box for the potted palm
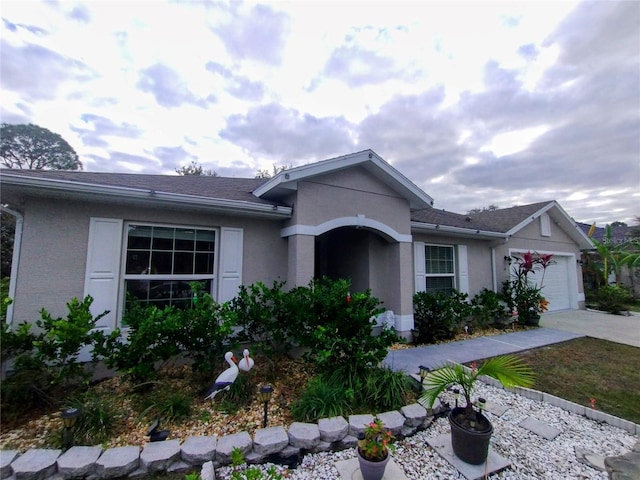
[356,418,395,480]
[420,355,534,465]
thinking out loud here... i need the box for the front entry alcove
[315,226,393,307]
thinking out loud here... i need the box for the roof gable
[252,149,434,210]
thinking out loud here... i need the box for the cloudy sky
[1,1,638,226]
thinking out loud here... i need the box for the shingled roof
[0,169,276,205]
[411,201,553,233]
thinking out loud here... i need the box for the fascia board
[411,221,507,239]
[1,174,292,218]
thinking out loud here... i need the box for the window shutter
[84,218,123,330]
[457,244,469,295]
[218,227,244,302]
[414,241,426,293]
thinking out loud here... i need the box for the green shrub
[96,297,183,382]
[35,295,109,388]
[594,285,633,314]
[471,288,509,329]
[229,281,312,356]
[298,278,396,379]
[291,375,352,422]
[176,282,235,373]
[413,290,471,344]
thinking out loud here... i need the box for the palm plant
[420,354,534,423]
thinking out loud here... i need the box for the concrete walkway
[383,327,583,375]
[384,309,640,376]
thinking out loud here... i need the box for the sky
[1,1,639,226]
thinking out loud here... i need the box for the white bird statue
[238,348,255,372]
[204,351,238,400]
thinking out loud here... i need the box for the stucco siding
[14,199,90,325]
[288,167,411,235]
[10,197,288,326]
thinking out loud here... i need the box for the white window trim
[120,222,219,315]
[424,243,457,292]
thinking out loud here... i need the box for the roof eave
[253,150,434,209]
[1,174,292,218]
[411,221,508,239]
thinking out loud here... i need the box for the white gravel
[216,383,638,479]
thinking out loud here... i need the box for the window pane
[126,251,150,274]
[175,229,196,250]
[151,252,173,274]
[426,277,454,294]
[425,246,454,274]
[152,227,174,250]
[125,279,212,311]
[174,252,194,274]
[128,225,152,249]
[195,253,214,274]
[196,230,215,252]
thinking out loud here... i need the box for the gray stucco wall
[287,166,411,235]
[10,197,288,326]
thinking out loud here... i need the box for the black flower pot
[448,407,493,465]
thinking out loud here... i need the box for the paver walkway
[383,327,583,375]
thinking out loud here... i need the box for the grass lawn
[515,337,640,424]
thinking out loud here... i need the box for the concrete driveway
[540,310,640,347]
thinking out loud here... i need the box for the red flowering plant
[502,251,555,323]
[358,418,395,461]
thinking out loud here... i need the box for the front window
[124,224,216,309]
[425,245,455,294]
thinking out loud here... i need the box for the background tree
[255,164,289,179]
[1,212,15,278]
[175,161,217,176]
[0,123,82,170]
[467,205,499,214]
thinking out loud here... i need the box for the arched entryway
[315,227,391,298]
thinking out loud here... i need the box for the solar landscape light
[61,407,81,450]
[259,385,274,428]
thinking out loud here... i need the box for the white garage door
[528,256,571,312]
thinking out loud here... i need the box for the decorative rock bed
[2,377,639,480]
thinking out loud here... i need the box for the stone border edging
[2,369,638,480]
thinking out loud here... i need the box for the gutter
[1,174,292,218]
[1,206,22,325]
[411,221,508,239]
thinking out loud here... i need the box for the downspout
[491,247,497,292]
[1,206,23,326]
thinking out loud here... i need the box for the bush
[413,290,472,344]
[471,288,509,329]
[594,285,633,314]
[298,278,397,379]
[35,296,109,388]
[229,281,299,355]
[177,282,236,373]
[97,298,183,383]
[2,296,108,416]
